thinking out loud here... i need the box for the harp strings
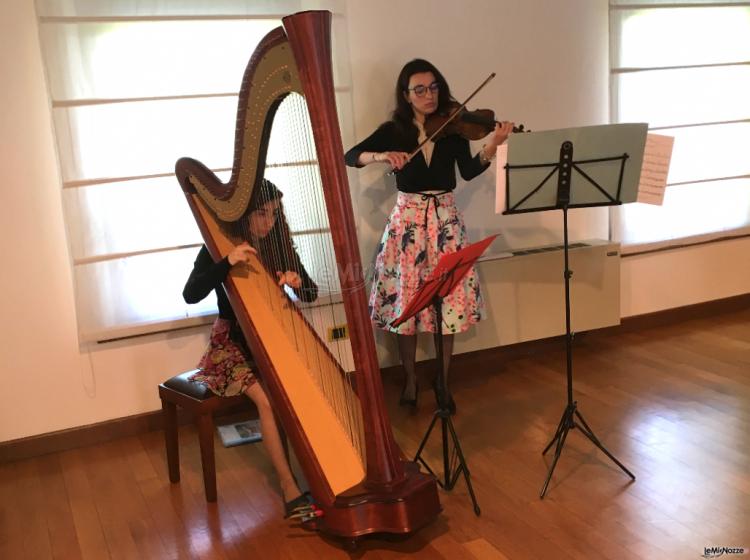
[302,95,366,462]
[247,93,364,460]
[289,94,366,461]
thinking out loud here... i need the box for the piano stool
[158,370,249,502]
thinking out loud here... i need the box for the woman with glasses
[345,58,513,413]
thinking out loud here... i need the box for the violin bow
[406,72,497,162]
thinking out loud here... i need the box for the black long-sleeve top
[183,246,235,320]
[344,121,489,192]
[183,245,318,351]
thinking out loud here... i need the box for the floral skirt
[368,191,483,335]
[190,318,257,397]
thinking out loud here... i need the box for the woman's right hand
[227,242,257,266]
[375,151,410,170]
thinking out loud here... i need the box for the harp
[175,11,440,538]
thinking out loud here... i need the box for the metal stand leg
[411,295,482,515]
[540,399,636,498]
[414,409,481,516]
[539,204,635,499]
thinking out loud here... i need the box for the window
[609,0,750,253]
[35,0,353,341]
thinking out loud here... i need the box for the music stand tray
[499,123,645,498]
[392,234,498,516]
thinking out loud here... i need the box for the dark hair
[392,59,454,140]
[227,179,294,272]
[221,179,317,302]
[249,177,283,211]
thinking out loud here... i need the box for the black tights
[397,333,454,399]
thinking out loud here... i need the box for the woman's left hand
[487,121,515,150]
[277,270,302,289]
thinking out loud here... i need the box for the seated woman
[182,178,317,515]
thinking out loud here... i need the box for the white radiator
[301,239,621,369]
[457,238,621,352]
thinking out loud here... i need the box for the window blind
[35,0,354,341]
[609,1,750,254]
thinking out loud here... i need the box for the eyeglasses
[407,82,439,97]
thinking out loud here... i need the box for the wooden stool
[159,370,247,502]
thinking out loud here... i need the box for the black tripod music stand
[501,124,648,498]
[391,234,498,516]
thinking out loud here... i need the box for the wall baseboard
[2,292,748,464]
[611,292,750,335]
[0,403,253,464]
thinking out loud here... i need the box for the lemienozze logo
[701,546,747,558]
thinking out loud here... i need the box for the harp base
[309,461,440,539]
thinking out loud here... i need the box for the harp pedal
[288,506,324,523]
[286,504,315,518]
[284,492,317,519]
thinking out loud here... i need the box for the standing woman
[183,179,317,515]
[345,59,513,413]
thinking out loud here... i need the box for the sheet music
[636,133,674,206]
[494,123,648,212]
[495,143,508,213]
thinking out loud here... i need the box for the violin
[391,73,527,174]
[424,100,527,141]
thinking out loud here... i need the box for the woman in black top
[345,59,513,412]
[183,179,317,513]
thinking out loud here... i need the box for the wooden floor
[2,307,749,559]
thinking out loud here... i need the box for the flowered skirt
[190,318,258,397]
[368,191,483,335]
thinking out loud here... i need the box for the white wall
[0,0,208,443]
[345,0,613,364]
[621,236,750,317]
[346,0,612,261]
[1,0,747,443]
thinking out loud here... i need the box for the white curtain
[609,0,750,254]
[35,0,354,341]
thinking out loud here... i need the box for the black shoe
[284,491,313,518]
[399,380,419,408]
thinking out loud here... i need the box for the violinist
[344,58,514,414]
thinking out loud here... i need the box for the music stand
[499,123,647,498]
[391,234,498,516]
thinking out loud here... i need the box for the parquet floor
[2,307,748,559]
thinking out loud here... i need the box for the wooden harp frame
[175,10,439,538]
